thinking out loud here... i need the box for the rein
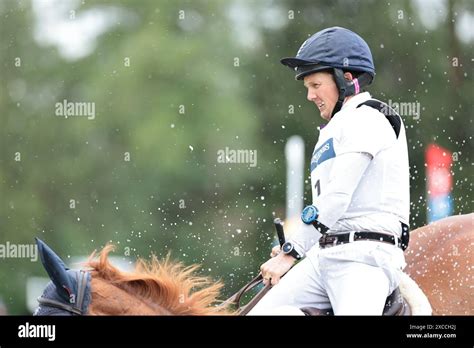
[220,218,286,315]
[219,273,272,315]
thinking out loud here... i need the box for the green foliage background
[0,0,472,313]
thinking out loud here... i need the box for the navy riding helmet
[281,26,375,117]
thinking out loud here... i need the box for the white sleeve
[288,152,372,255]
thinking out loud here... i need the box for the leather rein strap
[219,273,272,316]
[220,219,286,315]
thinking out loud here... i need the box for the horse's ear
[35,237,75,302]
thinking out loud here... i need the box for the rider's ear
[35,237,75,302]
[343,72,354,81]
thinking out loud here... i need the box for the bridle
[36,270,91,316]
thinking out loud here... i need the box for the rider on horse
[249,27,411,315]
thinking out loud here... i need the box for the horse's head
[34,238,229,315]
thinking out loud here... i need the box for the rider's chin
[320,109,330,121]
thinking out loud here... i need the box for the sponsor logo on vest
[313,143,330,163]
[311,138,335,171]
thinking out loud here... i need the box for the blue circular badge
[301,205,319,224]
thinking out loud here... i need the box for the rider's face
[304,71,339,121]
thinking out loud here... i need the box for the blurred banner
[425,144,453,223]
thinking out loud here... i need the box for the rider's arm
[289,151,372,256]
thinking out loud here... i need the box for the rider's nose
[307,88,316,102]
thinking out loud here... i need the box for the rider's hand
[270,245,281,258]
[260,252,296,286]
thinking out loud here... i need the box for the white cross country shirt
[291,92,410,255]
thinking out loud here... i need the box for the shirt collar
[340,91,372,111]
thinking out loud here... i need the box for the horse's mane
[84,245,230,315]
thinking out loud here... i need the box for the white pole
[285,136,305,220]
[284,135,322,241]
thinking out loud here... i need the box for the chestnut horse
[35,214,472,315]
[404,213,473,315]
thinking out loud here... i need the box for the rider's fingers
[262,270,271,285]
[270,275,280,286]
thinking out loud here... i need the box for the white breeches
[248,241,406,315]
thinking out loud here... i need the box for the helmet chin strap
[331,68,373,118]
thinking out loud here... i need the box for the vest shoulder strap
[356,99,402,139]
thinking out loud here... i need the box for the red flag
[426,144,453,196]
